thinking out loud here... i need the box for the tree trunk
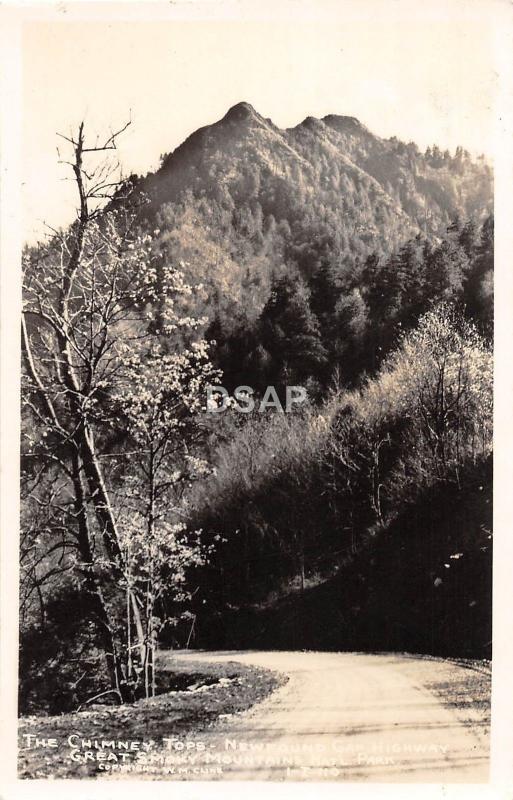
[71,449,127,701]
[78,423,146,666]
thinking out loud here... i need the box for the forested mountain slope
[124,102,491,320]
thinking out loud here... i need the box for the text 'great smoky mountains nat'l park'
[20,101,493,779]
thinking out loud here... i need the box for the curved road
[169,650,489,782]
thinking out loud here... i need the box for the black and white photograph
[0,0,512,793]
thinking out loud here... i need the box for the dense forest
[20,107,493,715]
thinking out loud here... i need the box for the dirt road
[165,650,489,782]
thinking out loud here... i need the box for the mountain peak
[322,114,367,134]
[223,102,259,123]
[295,116,327,132]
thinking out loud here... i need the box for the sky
[20,0,499,242]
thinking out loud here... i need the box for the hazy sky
[21,0,498,241]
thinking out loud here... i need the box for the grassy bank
[18,655,286,779]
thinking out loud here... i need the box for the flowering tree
[21,122,217,703]
[113,343,218,697]
[351,303,493,510]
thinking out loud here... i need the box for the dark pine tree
[258,274,328,393]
